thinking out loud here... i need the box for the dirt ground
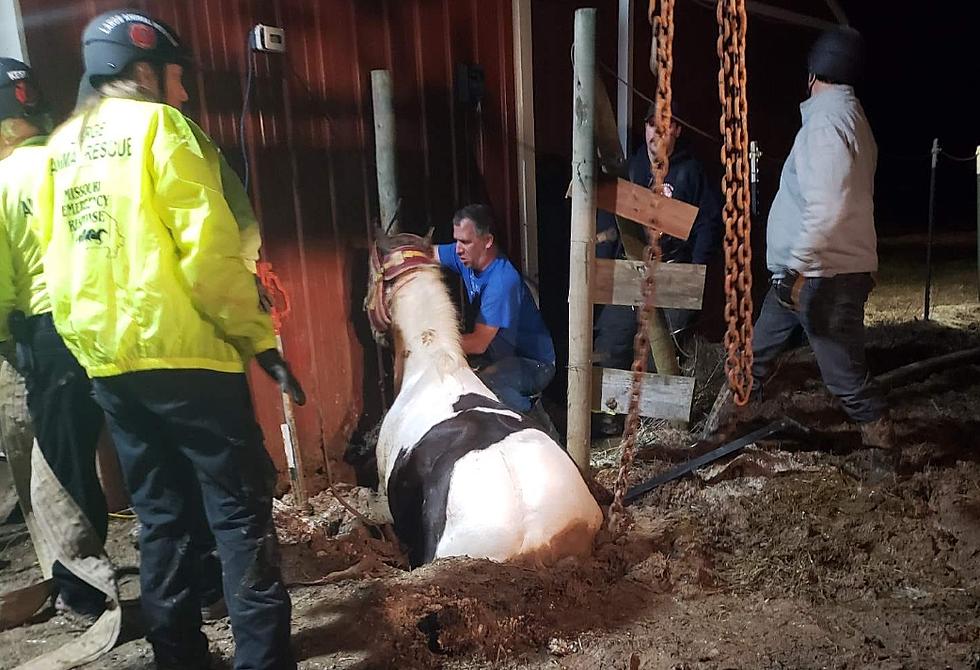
[2,232,980,669]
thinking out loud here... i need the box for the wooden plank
[596,176,697,241]
[592,258,705,309]
[591,367,694,422]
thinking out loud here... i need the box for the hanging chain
[607,0,674,534]
[716,0,754,406]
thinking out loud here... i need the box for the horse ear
[423,227,434,246]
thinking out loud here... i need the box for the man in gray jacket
[752,26,892,447]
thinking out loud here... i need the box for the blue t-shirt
[437,244,555,365]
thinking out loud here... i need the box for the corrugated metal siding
[19,0,521,490]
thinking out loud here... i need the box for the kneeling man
[436,204,556,417]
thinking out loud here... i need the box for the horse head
[364,226,439,344]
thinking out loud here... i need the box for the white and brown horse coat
[369,233,602,568]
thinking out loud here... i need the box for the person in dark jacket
[593,100,723,375]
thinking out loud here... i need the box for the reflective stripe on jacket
[0,135,51,342]
[38,98,276,376]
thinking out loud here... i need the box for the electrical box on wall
[251,24,285,53]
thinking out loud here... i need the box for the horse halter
[365,240,440,343]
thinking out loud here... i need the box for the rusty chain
[607,0,674,534]
[716,0,754,406]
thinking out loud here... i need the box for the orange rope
[256,260,292,333]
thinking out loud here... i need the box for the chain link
[716,0,754,406]
[608,0,673,534]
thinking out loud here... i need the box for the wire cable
[239,41,256,192]
[942,150,977,163]
[599,62,719,143]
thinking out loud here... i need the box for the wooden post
[567,8,597,472]
[619,232,680,378]
[371,69,399,232]
[512,0,539,283]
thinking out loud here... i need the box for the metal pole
[749,140,762,218]
[567,8,597,472]
[371,70,399,232]
[924,137,939,321]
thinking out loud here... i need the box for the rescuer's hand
[256,348,307,405]
[773,271,804,311]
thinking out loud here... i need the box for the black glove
[773,271,804,311]
[255,348,306,405]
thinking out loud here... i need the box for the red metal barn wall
[19,0,521,490]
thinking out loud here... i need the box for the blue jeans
[476,357,556,413]
[91,370,294,670]
[752,273,885,423]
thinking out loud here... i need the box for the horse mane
[388,266,466,376]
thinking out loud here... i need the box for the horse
[364,228,603,568]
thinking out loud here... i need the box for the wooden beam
[512,0,539,283]
[592,258,705,309]
[686,0,837,31]
[592,367,694,422]
[617,0,634,156]
[744,1,837,31]
[596,176,697,241]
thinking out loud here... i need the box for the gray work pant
[752,273,885,423]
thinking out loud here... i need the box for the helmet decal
[14,81,37,106]
[129,23,158,50]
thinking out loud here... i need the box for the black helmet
[81,10,190,88]
[808,26,866,86]
[0,57,48,122]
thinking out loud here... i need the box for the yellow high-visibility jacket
[0,135,51,342]
[37,98,276,377]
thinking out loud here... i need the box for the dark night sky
[623,0,979,234]
[848,1,978,232]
